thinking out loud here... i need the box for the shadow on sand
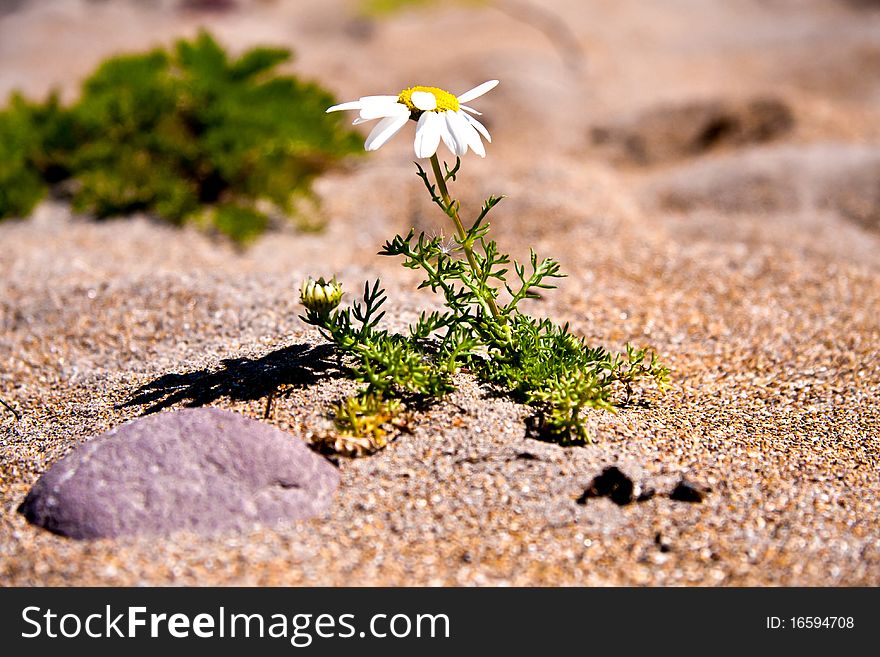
[119,343,341,415]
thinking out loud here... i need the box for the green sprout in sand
[300,79,669,455]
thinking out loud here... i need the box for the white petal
[455,112,485,157]
[364,113,409,151]
[411,91,438,111]
[352,117,371,125]
[327,100,362,113]
[439,120,456,155]
[463,112,491,143]
[456,79,499,103]
[438,112,463,156]
[460,104,482,115]
[359,94,400,104]
[414,111,442,159]
[467,130,485,157]
[444,111,471,156]
[358,96,407,120]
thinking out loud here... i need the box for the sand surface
[1,0,879,585]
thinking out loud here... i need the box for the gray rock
[18,408,339,539]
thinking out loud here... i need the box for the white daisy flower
[326,80,498,159]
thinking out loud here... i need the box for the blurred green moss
[359,0,486,17]
[360,0,436,15]
[0,31,362,242]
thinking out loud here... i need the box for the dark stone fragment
[636,487,656,502]
[669,479,711,503]
[654,532,672,553]
[577,466,635,506]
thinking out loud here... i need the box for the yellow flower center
[398,86,460,113]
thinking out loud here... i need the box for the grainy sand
[1,0,879,586]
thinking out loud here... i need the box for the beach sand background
[1,0,878,585]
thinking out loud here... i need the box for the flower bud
[300,277,343,315]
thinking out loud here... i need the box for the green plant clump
[301,154,669,454]
[0,31,362,242]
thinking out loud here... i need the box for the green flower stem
[429,154,503,322]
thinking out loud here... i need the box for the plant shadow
[119,343,341,415]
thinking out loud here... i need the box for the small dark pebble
[515,452,539,461]
[654,532,672,553]
[669,479,710,503]
[636,487,656,502]
[577,466,635,506]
